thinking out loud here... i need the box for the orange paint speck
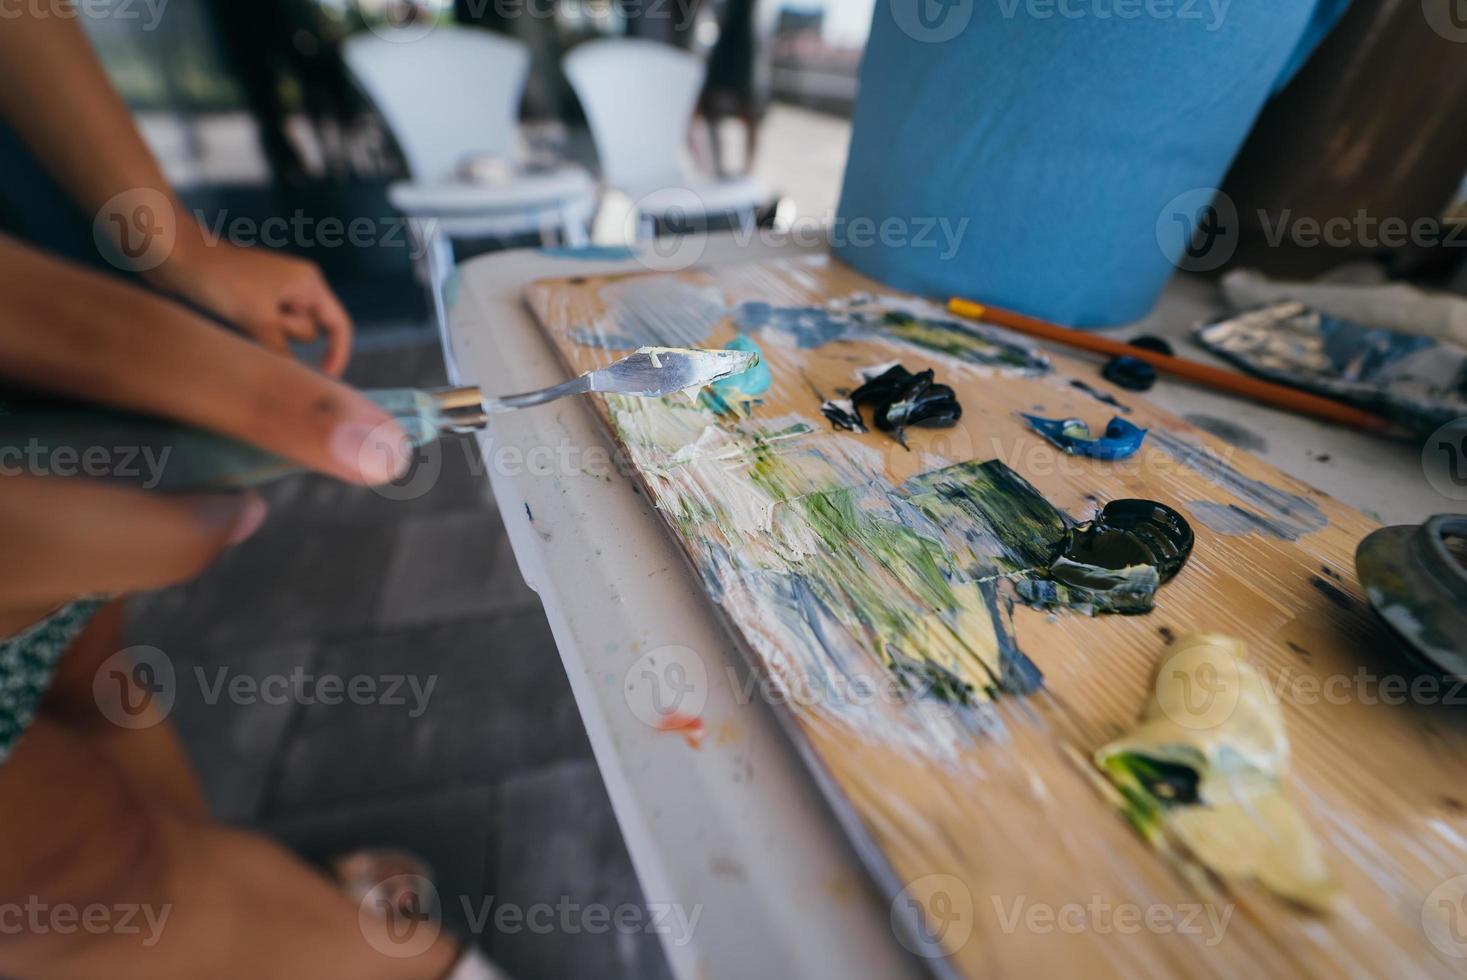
[655,712,705,749]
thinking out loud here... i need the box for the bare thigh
[0,716,458,980]
[40,600,206,819]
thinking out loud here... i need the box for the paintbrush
[946,297,1401,436]
[0,346,757,491]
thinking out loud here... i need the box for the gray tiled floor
[123,340,672,980]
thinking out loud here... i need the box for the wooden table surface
[443,234,1458,980]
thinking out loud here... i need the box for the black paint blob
[1062,499,1195,583]
[1102,355,1158,392]
[847,364,962,445]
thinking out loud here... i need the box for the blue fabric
[834,1,1352,327]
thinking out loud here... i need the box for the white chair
[342,27,594,245]
[562,38,769,235]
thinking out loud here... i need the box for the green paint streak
[881,311,1049,372]
[906,459,1068,575]
[1101,754,1168,841]
[605,391,1182,718]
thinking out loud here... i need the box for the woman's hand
[147,240,355,377]
[0,235,410,632]
[0,235,405,485]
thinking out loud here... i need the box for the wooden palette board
[524,255,1467,978]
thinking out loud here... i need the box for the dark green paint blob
[905,466,1193,617]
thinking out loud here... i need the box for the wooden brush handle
[947,297,1398,435]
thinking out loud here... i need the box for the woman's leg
[39,600,207,819]
[0,716,461,980]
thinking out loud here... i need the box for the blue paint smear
[701,334,771,414]
[733,302,852,348]
[1021,415,1148,461]
[442,269,462,311]
[1149,429,1328,541]
[1186,500,1304,542]
[731,300,1051,373]
[539,244,640,261]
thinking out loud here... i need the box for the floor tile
[260,432,494,527]
[132,635,319,824]
[375,510,538,628]
[126,518,398,649]
[268,783,495,940]
[490,760,674,980]
[269,612,590,812]
[119,337,670,978]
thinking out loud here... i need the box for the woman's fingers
[253,318,296,356]
[0,476,266,617]
[0,236,409,486]
[276,309,318,343]
[292,274,354,377]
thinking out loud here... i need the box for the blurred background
[77,0,876,334]
[69,0,1467,340]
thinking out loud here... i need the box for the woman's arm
[0,234,403,485]
[0,6,354,374]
